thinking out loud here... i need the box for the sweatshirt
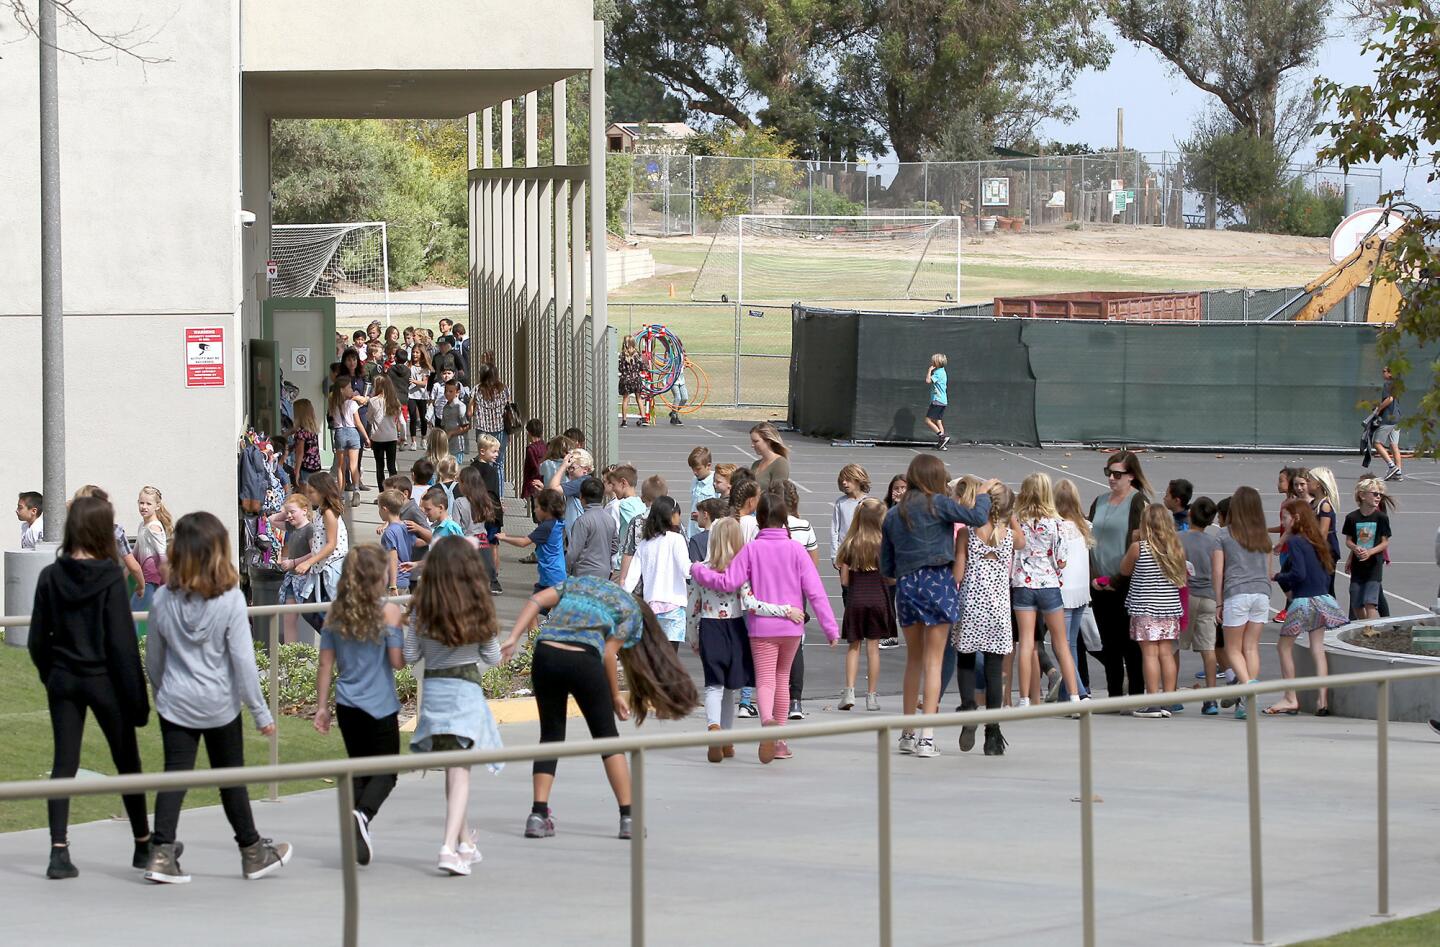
[1274,536,1331,599]
[27,556,149,726]
[690,527,839,640]
[146,586,274,730]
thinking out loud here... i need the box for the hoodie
[690,528,839,640]
[27,556,149,726]
[146,586,273,730]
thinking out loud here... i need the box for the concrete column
[553,79,572,429]
[589,20,612,464]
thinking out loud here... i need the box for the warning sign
[266,260,279,280]
[185,327,225,388]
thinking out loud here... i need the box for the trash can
[4,545,59,648]
[247,567,285,648]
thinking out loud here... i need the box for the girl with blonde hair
[1011,473,1081,710]
[953,483,1021,755]
[1120,504,1187,718]
[837,499,893,712]
[289,399,323,485]
[131,486,173,614]
[1054,479,1094,700]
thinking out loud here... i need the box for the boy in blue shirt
[377,490,417,593]
[686,446,716,540]
[497,488,567,593]
[924,353,950,451]
[420,487,466,541]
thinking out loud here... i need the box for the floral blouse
[1011,516,1068,589]
[685,580,792,644]
[294,428,321,472]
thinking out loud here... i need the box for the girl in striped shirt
[1120,504,1186,718]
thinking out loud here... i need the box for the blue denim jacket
[881,493,993,579]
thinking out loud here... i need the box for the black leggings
[371,440,398,486]
[789,636,805,702]
[153,715,260,849]
[1092,587,1143,697]
[532,643,619,778]
[958,651,1005,710]
[336,704,399,822]
[408,400,429,438]
[45,669,148,845]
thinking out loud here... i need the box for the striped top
[1124,541,1183,618]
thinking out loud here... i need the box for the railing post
[268,613,280,802]
[1375,680,1393,917]
[1079,710,1096,947]
[877,727,893,947]
[1245,698,1265,945]
[631,748,646,947]
[336,770,359,947]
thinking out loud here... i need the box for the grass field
[1288,910,1440,946]
[0,643,346,834]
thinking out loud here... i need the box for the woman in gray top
[1087,450,1151,698]
[749,422,792,490]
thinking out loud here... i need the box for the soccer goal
[270,222,391,326]
[690,215,963,306]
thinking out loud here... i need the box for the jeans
[153,714,260,848]
[1058,607,1090,699]
[336,703,399,822]
[45,668,149,844]
[938,636,961,703]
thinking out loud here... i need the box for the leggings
[788,636,805,702]
[704,686,738,729]
[371,440,398,486]
[532,643,619,778]
[938,635,960,702]
[751,637,801,725]
[1092,586,1144,696]
[45,668,148,845]
[336,703,399,822]
[407,400,430,438]
[153,714,260,848]
[958,651,1005,710]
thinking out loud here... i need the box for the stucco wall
[0,3,243,588]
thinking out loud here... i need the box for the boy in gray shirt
[564,478,616,579]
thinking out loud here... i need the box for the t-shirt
[431,518,465,540]
[536,575,644,653]
[283,521,315,560]
[609,495,646,538]
[1180,530,1221,599]
[381,521,416,588]
[560,476,586,526]
[688,529,709,564]
[1219,534,1271,599]
[319,625,403,719]
[1343,509,1392,584]
[530,518,566,588]
[930,366,948,406]
[332,399,360,430]
[1379,380,1397,424]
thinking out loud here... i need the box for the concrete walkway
[2,705,1436,946]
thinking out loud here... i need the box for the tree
[690,125,802,221]
[1316,0,1440,451]
[1180,112,1287,223]
[1108,0,1328,157]
[606,65,687,123]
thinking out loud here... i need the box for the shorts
[1011,585,1063,614]
[925,402,947,421]
[1222,592,1270,626]
[1179,595,1217,650]
[1350,578,1382,608]
[1130,615,1180,642]
[1281,595,1347,637]
[1375,423,1399,448]
[652,607,686,643]
[447,432,468,456]
[333,426,361,450]
[895,565,960,627]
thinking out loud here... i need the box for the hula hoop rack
[631,323,710,413]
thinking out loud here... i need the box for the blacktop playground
[2,420,1439,945]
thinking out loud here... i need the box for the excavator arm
[1293,220,1408,324]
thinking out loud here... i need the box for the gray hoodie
[146,586,273,730]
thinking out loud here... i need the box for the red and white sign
[184,327,225,388]
[266,259,279,280]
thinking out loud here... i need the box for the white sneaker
[915,738,939,758]
[838,687,856,711]
[437,847,471,876]
[898,732,917,754]
[866,692,881,712]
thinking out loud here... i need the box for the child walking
[289,399,324,485]
[831,463,870,575]
[923,353,950,450]
[404,537,504,875]
[1344,477,1395,621]
[131,485,173,613]
[143,512,292,883]
[954,484,1020,756]
[271,494,316,644]
[621,496,692,651]
[1266,500,1346,716]
[328,374,371,500]
[1121,504,1187,719]
[313,547,406,865]
[1179,497,1224,713]
[837,498,892,712]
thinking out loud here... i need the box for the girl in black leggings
[28,495,152,880]
[499,577,698,840]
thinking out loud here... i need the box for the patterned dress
[618,351,644,396]
[954,526,1015,655]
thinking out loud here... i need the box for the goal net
[270,222,391,330]
[691,215,963,305]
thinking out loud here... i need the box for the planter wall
[1293,615,1440,721]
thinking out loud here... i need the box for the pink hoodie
[690,528,839,640]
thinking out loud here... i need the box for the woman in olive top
[749,422,792,491]
[1087,450,1151,698]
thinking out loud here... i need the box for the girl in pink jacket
[691,494,838,764]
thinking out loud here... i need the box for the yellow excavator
[1270,203,1416,323]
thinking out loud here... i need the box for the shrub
[790,187,865,217]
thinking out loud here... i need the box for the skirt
[1280,594,1347,638]
[699,617,753,690]
[895,565,960,628]
[1129,616,1180,642]
[842,570,896,642]
[410,669,505,773]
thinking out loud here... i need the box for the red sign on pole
[184,327,225,388]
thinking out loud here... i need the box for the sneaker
[1133,706,1167,718]
[1045,668,1062,702]
[788,700,805,720]
[736,702,758,719]
[1202,701,1219,715]
[1194,670,1207,680]
[1234,698,1247,720]
[618,816,633,840]
[1168,703,1185,714]
[773,740,793,760]
[982,724,1007,756]
[898,731,917,754]
[132,838,182,870]
[353,810,372,866]
[839,687,856,711]
[524,812,556,838]
[144,843,191,885]
[938,435,951,451]
[669,410,682,426]
[878,637,901,649]
[959,722,978,752]
[490,579,503,595]
[1273,609,1288,623]
[1430,719,1440,737]
[1393,470,1405,482]
[915,738,939,758]
[707,724,724,764]
[519,553,538,564]
[865,692,881,712]
[437,847,470,876]
[240,838,293,880]
[46,846,78,880]
[457,830,483,866]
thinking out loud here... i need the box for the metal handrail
[2,666,1434,947]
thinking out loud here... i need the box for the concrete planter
[1293,614,1440,721]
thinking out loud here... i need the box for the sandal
[1263,705,1299,716]
[1314,707,1331,717]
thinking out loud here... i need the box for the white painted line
[988,445,1107,488]
[696,426,726,439]
[1334,567,1430,611]
[794,481,813,493]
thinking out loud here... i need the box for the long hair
[1307,466,1340,510]
[139,485,174,540]
[952,475,983,507]
[544,435,574,462]
[425,428,453,468]
[837,463,871,495]
[1104,450,1153,498]
[1281,499,1335,575]
[898,454,948,528]
[1014,472,1059,524]
[304,472,346,518]
[371,375,403,421]
[981,483,1014,547]
[706,517,744,570]
[1136,503,1187,586]
[749,421,789,458]
[476,363,505,401]
[329,547,388,642]
[1285,467,1311,500]
[408,537,497,647]
[327,374,354,421]
[1354,476,1398,514]
[621,334,638,356]
[1054,478,1094,548]
[885,474,907,509]
[166,512,239,599]
[1227,487,1273,553]
[457,466,495,525]
[837,498,886,572]
[409,345,432,370]
[63,496,118,561]
[756,491,789,529]
[292,399,319,434]
[619,596,700,724]
[642,496,681,540]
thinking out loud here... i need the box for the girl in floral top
[686,517,800,762]
[1012,473,1081,709]
[289,399,323,485]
